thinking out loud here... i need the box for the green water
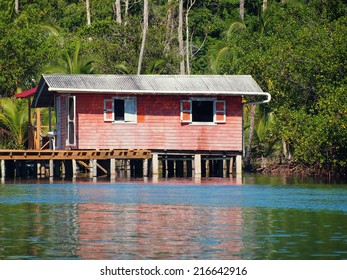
[0,176,346,259]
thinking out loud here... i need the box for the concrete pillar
[194,154,201,178]
[126,160,131,178]
[49,159,54,178]
[143,159,149,177]
[61,161,66,179]
[36,162,41,179]
[90,159,97,178]
[236,155,242,176]
[110,158,116,180]
[152,153,159,176]
[72,159,77,179]
[1,160,5,180]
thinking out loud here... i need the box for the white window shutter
[214,100,226,123]
[66,96,76,146]
[180,100,192,123]
[124,97,137,123]
[104,99,114,121]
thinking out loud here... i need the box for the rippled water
[1,176,347,259]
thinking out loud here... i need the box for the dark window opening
[68,97,74,120]
[192,100,214,122]
[114,99,125,121]
[68,122,74,144]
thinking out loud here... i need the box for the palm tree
[44,41,98,74]
[0,98,28,149]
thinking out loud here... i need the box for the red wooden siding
[65,94,242,151]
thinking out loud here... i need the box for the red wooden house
[32,74,270,177]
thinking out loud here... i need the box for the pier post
[223,158,228,178]
[110,158,116,180]
[49,159,54,178]
[72,160,77,179]
[37,162,41,179]
[229,157,234,175]
[1,160,5,180]
[89,159,97,178]
[236,155,242,176]
[89,160,93,178]
[152,153,159,176]
[194,154,201,178]
[61,161,66,179]
[126,160,131,177]
[143,159,148,177]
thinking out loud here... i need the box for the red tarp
[14,87,37,98]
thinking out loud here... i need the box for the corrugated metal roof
[43,74,263,93]
[32,74,269,107]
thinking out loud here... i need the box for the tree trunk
[137,0,149,75]
[114,0,122,24]
[262,0,268,12]
[245,104,256,168]
[163,0,174,56]
[240,0,245,20]
[282,138,292,160]
[15,0,19,14]
[86,0,91,26]
[124,0,129,25]
[185,0,196,75]
[178,0,185,75]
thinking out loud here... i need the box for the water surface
[1,176,346,259]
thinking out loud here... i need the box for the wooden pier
[0,149,151,180]
[0,149,242,181]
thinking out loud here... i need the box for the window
[192,100,214,122]
[180,98,226,124]
[104,97,137,123]
[66,96,76,146]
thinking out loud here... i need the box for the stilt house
[32,74,270,176]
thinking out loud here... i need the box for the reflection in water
[77,204,242,259]
[0,179,347,259]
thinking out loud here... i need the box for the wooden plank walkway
[0,149,151,160]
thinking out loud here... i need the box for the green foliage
[208,0,347,175]
[0,98,28,149]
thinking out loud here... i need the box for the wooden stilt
[229,157,234,175]
[223,159,227,178]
